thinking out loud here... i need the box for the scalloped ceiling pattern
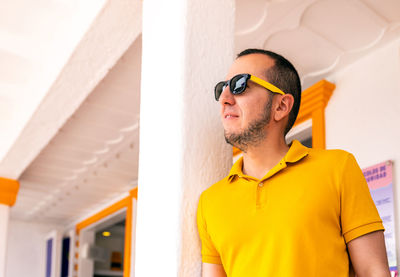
[265,26,341,76]
[235,0,268,35]
[363,0,400,22]
[301,0,386,51]
[235,0,400,88]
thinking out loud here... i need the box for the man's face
[219,54,275,151]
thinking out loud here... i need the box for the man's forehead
[226,53,275,79]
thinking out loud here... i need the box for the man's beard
[224,96,272,152]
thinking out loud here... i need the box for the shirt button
[258,182,264,187]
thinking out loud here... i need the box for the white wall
[325,38,400,261]
[5,220,62,277]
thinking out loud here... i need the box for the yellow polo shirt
[197,140,384,277]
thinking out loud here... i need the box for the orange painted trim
[76,189,137,277]
[311,108,326,149]
[0,177,20,206]
[123,196,133,277]
[123,187,138,277]
[75,196,130,234]
[130,187,138,199]
[294,79,335,149]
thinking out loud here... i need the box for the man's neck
[241,135,289,180]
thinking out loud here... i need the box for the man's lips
[224,113,239,119]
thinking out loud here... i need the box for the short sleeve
[340,153,385,243]
[197,193,222,264]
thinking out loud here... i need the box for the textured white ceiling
[11,36,142,225]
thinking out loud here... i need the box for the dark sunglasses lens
[215,81,227,101]
[231,75,247,95]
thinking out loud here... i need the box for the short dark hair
[237,49,301,136]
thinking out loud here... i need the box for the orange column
[294,80,335,149]
[0,177,19,206]
[311,108,326,149]
[123,188,137,277]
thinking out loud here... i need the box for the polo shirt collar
[284,140,310,163]
[228,157,245,180]
[228,140,309,182]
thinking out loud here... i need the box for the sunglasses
[214,73,286,101]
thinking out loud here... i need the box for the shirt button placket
[256,182,264,208]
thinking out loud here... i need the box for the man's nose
[218,85,235,105]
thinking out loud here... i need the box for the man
[197,49,390,277]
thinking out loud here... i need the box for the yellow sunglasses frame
[249,75,286,95]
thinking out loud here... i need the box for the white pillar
[0,177,18,277]
[136,0,235,276]
[0,205,10,277]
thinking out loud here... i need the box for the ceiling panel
[235,0,400,88]
[301,0,386,51]
[362,0,400,22]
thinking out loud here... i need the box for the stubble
[224,95,273,152]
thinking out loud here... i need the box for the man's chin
[224,131,239,144]
[223,128,243,139]
[224,132,246,151]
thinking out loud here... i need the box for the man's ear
[274,94,294,122]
